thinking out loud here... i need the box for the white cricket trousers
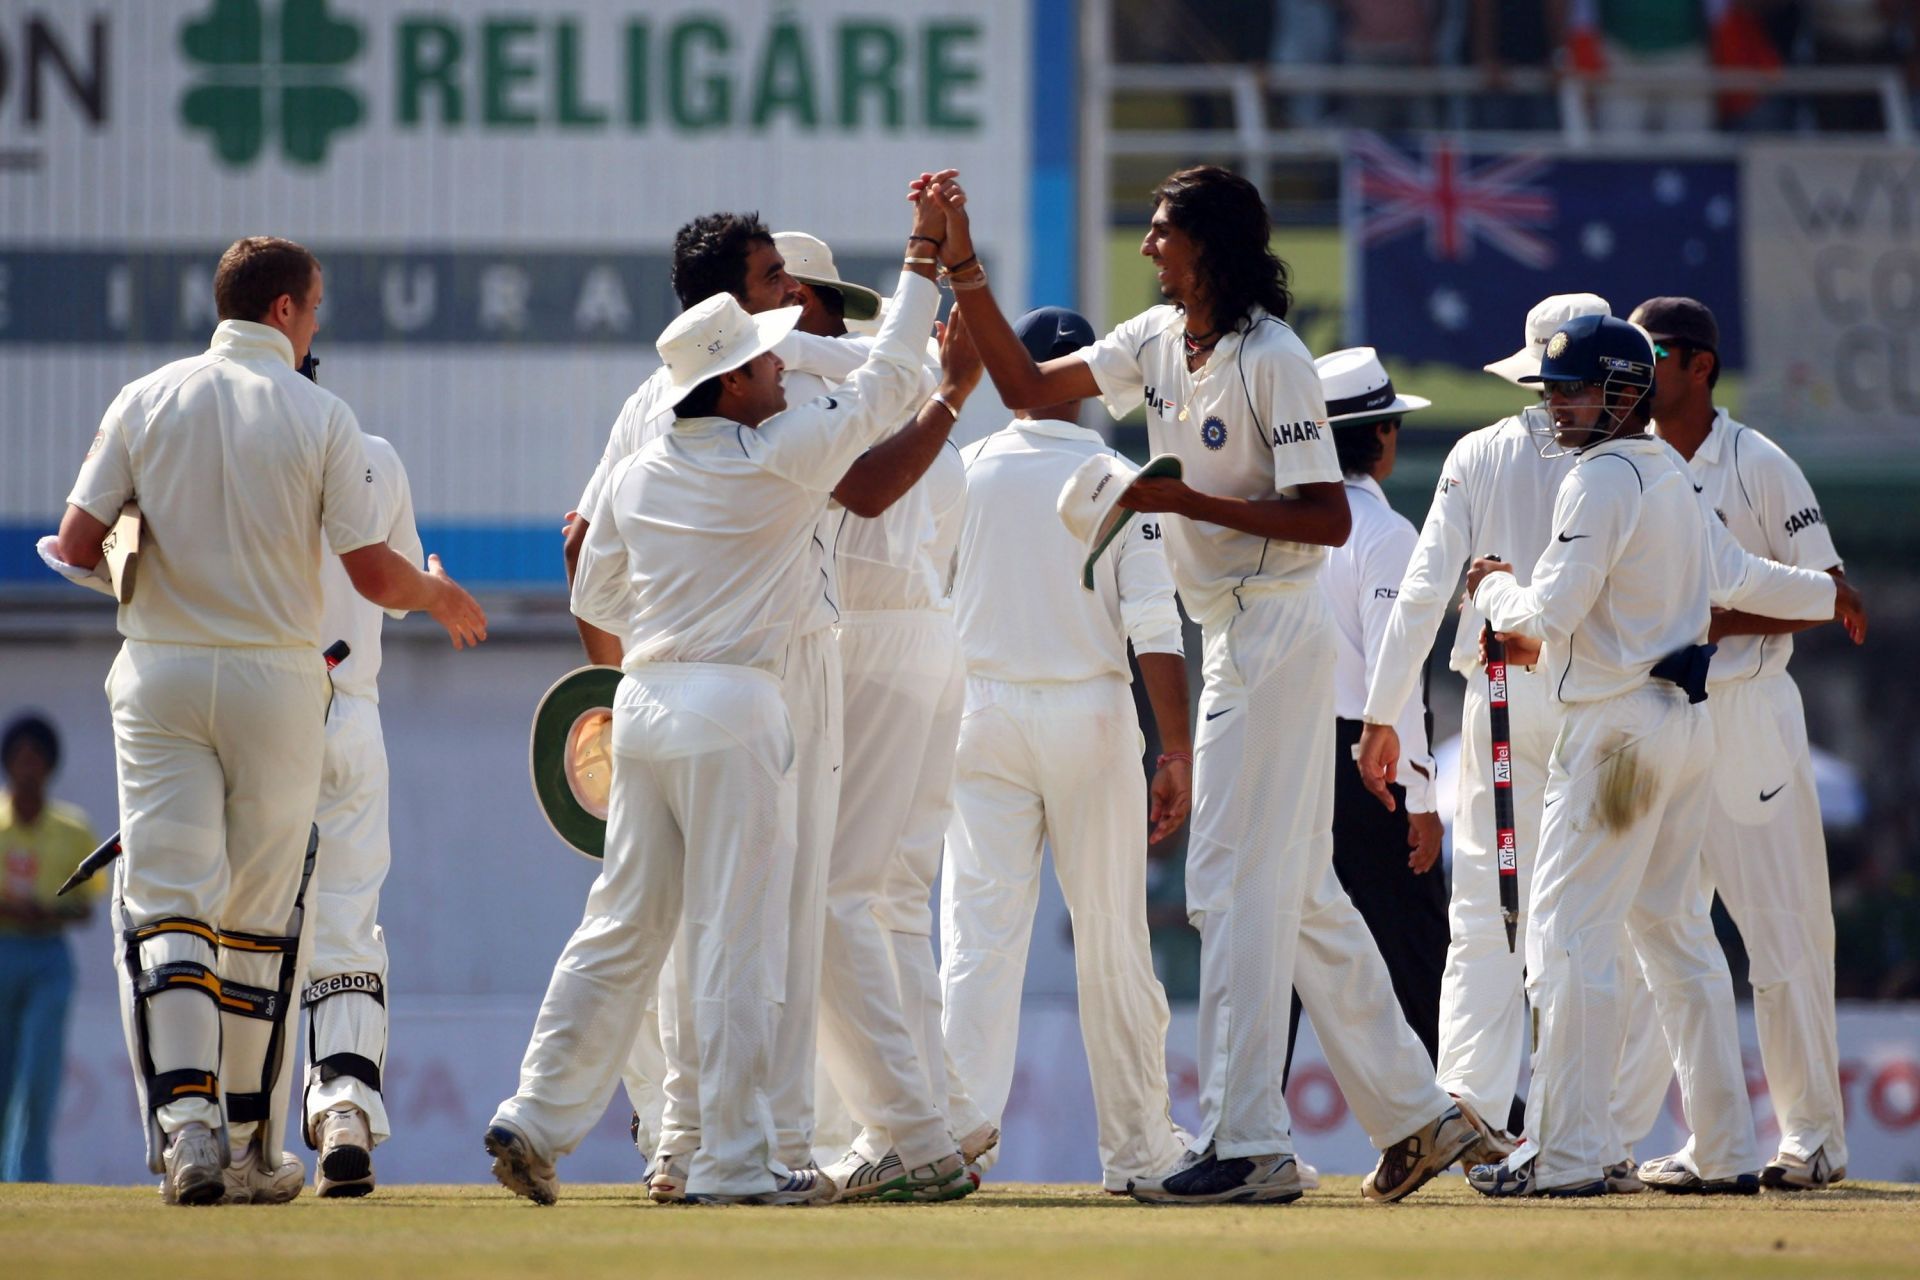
[1527,683,1758,1188]
[494,664,798,1196]
[1189,586,1446,1158]
[941,673,1187,1186]
[1622,674,1846,1169]
[816,610,961,1167]
[656,628,842,1171]
[303,691,392,1144]
[1445,663,1673,1149]
[106,640,328,1171]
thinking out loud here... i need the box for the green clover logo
[181,0,363,168]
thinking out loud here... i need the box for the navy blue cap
[1519,313,1654,389]
[1013,306,1096,364]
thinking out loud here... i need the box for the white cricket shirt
[1475,436,1836,705]
[1363,414,1573,726]
[1080,305,1341,622]
[1662,410,1842,685]
[1321,476,1437,812]
[954,419,1183,685]
[571,274,939,676]
[66,320,384,649]
[319,434,423,700]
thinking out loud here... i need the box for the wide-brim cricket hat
[775,231,883,323]
[1056,452,1184,590]
[1484,292,1611,386]
[1315,346,1431,425]
[530,665,622,859]
[657,294,801,407]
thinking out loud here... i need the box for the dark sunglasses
[1542,378,1601,397]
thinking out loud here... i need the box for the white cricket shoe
[1762,1146,1845,1191]
[1362,1105,1479,1202]
[1639,1151,1761,1196]
[685,1165,837,1206]
[160,1122,226,1207]
[648,1150,690,1203]
[315,1104,376,1198]
[1127,1144,1304,1205]
[822,1148,974,1202]
[485,1121,558,1205]
[223,1143,306,1204]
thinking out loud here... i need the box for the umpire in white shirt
[54,236,485,1205]
[942,306,1194,1193]
[1303,349,1446,1065]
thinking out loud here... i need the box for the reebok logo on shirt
[1783,506,1824,536]
[1373,587,1398,599]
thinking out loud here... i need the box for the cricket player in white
[764,232,988,1197]
[303,433,425,1198]
[941,306,1195,1192]
[1464,315,1852,1197]
[939,166,1477,1204]
[554,215,891,1184]
[1355,295,1670,1170]
[486,177,954,1206]
[1627,296,1862,1191]
[53,237,485,1205]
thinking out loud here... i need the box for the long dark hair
[1150,166,1292,331]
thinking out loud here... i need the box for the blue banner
[1345,134,1744,370]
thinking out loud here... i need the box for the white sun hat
[1315,347,1431,425]
[656,293,802,407]
[1056,452,1185,590]
[1483,292,1611,386]
[774,231,884,322]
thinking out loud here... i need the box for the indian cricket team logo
[1492,742,1512,785]
[1546,331,1570,359]
[1200,415,1228,450]
[1497,830,1517,871]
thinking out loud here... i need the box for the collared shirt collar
[1344,473,1387,506]
[1010,417,1105,442]
[1692,406,1733,465]
[209,319,297,369]
[668,414,737,435]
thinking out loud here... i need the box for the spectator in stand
[1471,0,1565,129]
[1572,0,1717,133]
[1803,0,1910,131]
[1271,0,1342,125]
[0,714,99,1182]
[1338,0,1443,129]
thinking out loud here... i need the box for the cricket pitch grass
[8,1177,1920,1280]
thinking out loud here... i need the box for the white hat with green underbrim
[1056,452,1184,591]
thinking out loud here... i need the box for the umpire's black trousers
[1285,718,1451,1081]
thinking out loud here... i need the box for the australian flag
[1345,133,1743,369]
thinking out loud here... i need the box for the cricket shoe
[648,1150,690,1203]
[1449,1095,1519,1171]
[958,1123,999,1164]
[159,1121,226,1206]
[1638,1152,1761,1196]
[1467,1153,1607,1199]
[1362,1105,1479,1202]
[484,1122,558,1205]
[1761,1146,1845,1192]
[315,1104,375,1198]
[223,1143,306,1205]
[1128,1145,1304,1205]
[685,1166,836,1206]
[1604,1159,1644,1194]
[1297,1161,1321,1191]
[824,1148,974,1202]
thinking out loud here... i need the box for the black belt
[1649,643,1716,704]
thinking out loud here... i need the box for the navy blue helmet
[1519,313,1654,392]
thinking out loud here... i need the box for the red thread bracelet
[1156,752,1192,769]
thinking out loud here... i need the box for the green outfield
[7,1178,1920,1280]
